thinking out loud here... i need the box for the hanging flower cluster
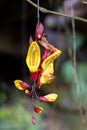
[14,23,62,125]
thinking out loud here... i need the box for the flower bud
[35,23,44,40]
[34,106,43,114]
[45,93,58,102]
[14,80,30,90]
[32,116,36,125]
[39,93,58,102]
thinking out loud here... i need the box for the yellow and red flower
[14,23,62,125]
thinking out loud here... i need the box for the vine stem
[26,0,87,23]
[31,81,38,109]
[71,4,77,85]
[71,1,87,124]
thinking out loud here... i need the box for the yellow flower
[42,48,62,71]
[26,41,40,72]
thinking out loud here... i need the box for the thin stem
[31,81,38,102]
[31,85,35,112]
[37,0,40,25]
[26,0,87,23]
[34,81,39,98]
[64,5,73,61]
[71,5,77,85]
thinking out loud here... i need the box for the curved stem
[71,4,77,86]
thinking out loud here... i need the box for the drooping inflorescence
[14,23,62,125]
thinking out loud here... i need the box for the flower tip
[45,93,58,102]
[58,49,62,56]
[14,80,25,90]
[25,89,31,96]
[29,36,33,44]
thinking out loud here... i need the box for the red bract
[19,81,30,89]
[29,35,33,44]
[41,48,48,61]
[35,23,44,40]
[38,96,48,102]
[31,72,38,81]
[36,73,41,89]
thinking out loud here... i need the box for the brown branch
[26,0,87,23]
[82,1,87,4]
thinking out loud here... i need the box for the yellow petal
[25,89,31,96]
[26,41,40,72]
[39,63,54,87]
[45,93,58,102]
[42,49,62,70]
[14,80,25,90]
[25,89,29,93]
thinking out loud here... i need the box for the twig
[82,1,87,5]
[26,0,87,23]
